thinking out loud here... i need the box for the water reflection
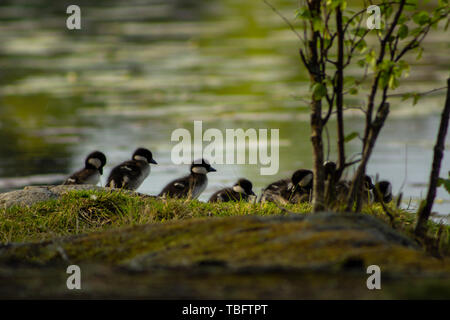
[0,0,448,216]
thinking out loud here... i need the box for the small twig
[396,192,403,209]
[299,49,312,74]
[344,158,362,168]
[399,144,408,195]
[374,185,395,226]
[406,196,412,210]
[347,152,363,162]
[387,86,448,98]
[263,0,303,41]
[290,94,311,104]
[325,125,330,161]
[330,105,367,115]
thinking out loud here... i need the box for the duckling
[373,180,393,203]
[106,148,157,190]
[335,175,374,204]
[158,159,216,199]
[64,151,106,186]
[260,169,313,204]
[209,178,255,203]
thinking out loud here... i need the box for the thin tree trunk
[415,78,450,237]
[346,1,406,211]
[309,45,325,211]
[335,6,346,180]
[308,0,325,212]
[311,98,325,211]
[346,102,390,211]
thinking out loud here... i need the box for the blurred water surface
[0,0,448,216]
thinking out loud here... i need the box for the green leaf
[401,93,412,101]
[326,0,347,10]
[388,74,398,89]
[413,93,420,105]
[416,47,423,60]
[356,39,367,53]
[313,18,324,32]
[405,0,418,10]
[437,178,450,194]
[412,11,430,25]
[398,25,408,39]
[410,27,423,37]
[344,132,359,143]
[398,14,408,25]
[349,88,358,95]
[365,50,376,69]
[398,60,410,78]
[295,7,311,20]
[344,76,356,86]
[352,28,366,37]
[312,83,327,101]
[438,0,448,8]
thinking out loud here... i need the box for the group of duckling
[64,148,393,205]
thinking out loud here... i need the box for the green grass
[0,189,310,243]
[363,203,450,257]
[0,189,448,256]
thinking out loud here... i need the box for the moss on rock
[0,189,449,299]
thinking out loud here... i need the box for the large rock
[0,212,449,299]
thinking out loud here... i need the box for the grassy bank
[1,189,448,257]
[0,189,308,243]
[1,189,449,299]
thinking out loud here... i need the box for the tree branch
[387,86,448,98]
[415,78,450,237]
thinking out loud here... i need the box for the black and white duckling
[373,180,393,203]
[324,161,337,182]
[208,178,256,203]
[106,148,157,190]
[259,169,313,204]
[158,159,216,199]
[64,151,106,185]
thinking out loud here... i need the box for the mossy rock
[0,185,153,209]
[0,212,449,298]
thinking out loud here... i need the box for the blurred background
[0,0,448,217]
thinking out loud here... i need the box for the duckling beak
[150,159,158,165]
[250,190,256,196]
[99,168,103,175]
[208,167,217,172]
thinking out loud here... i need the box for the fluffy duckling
[64,151,106,186]
[106,148,157,190]
[260,169,313,204]
[159,159,216,199]
[373,180,393,203]
[209,178,255,203]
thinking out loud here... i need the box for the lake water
[0,0,448,219]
